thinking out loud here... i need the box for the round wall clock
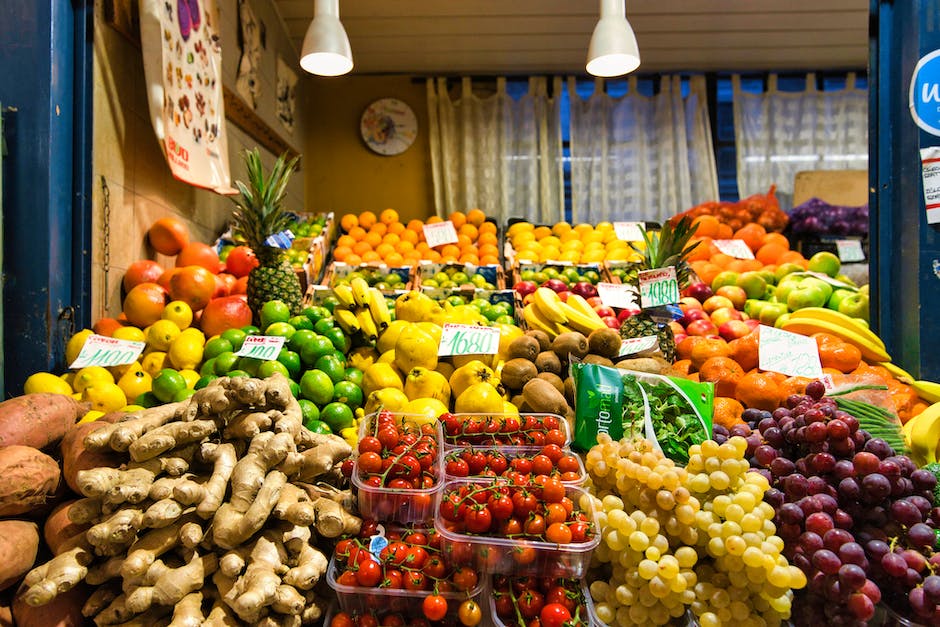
[360,98,418,156]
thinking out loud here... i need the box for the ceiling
[273,0,869,75]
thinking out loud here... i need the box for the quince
[395,325,438,373]
[404,367,451,405]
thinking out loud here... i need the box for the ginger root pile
[19,374,357,626]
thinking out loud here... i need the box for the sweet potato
[0,446,61,517]
[60,418,122,494]
[0,520,39,591]
[0,605,11,627]
[43,501,88,555]
[13,583,87,627]
[0,394,87,450]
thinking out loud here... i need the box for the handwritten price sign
[619,336,659,357]
[422,222,459,248]
[713,239,755,259]
[235,335,286,360]
[437,323,500,357]
[614,221,645,242]
[597,282,640,309]
[69,334,145,369]
[835,239,865,263]
[638,267,680,309]
[757,325,823,378]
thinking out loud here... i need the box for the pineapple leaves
[230,148,299,249]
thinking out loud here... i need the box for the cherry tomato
[545,503,568,525]
[457,599,483,626]
[488,494,515,521]
[513,491,539,518]
[357,451,383,475]
[334,538,355,560]
[422,555,448,579]
[568,521,589,543]
[377,427,400,450]
[501,415,521,433]
[465,505,493,533]
[466,451,488,474]
[488,452,509,475]
[403,570,427,591]
[381,615,406,627]
[545,522,573,544]
[452,566,479,592]
[381,568,403,589]
[524,513,546,536]
[445,457,470,477]
[560,471,581,482]
[531,454,554,476]
[404,531,428,546]
[541,478,566,504]
[511,457,534,474]
[440,493,467,522]
[355,559,383,587]
[336,569,358,587]
[518,589,545,619]
[422,594,448,621]
[545,585,579,613]
[544,428,566,447]
[330,613,356,627]
[494,591,514,617]
[386,478,412,490]
[557,454,581,474]
[513,545,537,566]
[500,517,524,536]
[558,496,575,515]
[542,415,560,430]
[539,603,572,627]
[364,475,384,488]
[540,444,565,463]
[358,436,383,454]
[358,616,379,627]
[340,458,355,477]
[528,431,546,446]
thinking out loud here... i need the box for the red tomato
[557,454,581,474]
[464,506,493,533]
[422,594,448,621]
[540,603,572,627]
[403,570,427,591]
[389,454,420,479]
[422,555,447,579]
[544,503,568,525]
[330,613,356,627]
[406,546,429,570]
[446,457,470,477]
[501,415,520,433]
[452,566,479,592]
[337,569,359,587]
[467,451,488,474]
[357,451,383,475]
[512,545,537,566]
[377,427,400,450]
[560,471,581,482]
[544,428,566,446]
[541,479,566,504]
[542,415,560,430]
[500,517,524,536]
[524,513,546,536]
[531,454,554,477]
[488,494,515,521]
[545,522,572,544]
[545,586,578,613]
[355,559,383,587]
[381,568,403,589]
[518,589,545,619]
[358,616,379,627]
[540,444,565,463]
[511,457,534,474]
[494,591,514,617]
[404,531,428,546]
[488,452,509,475]
[440,492,466,522]
[381,615,406,627]
[513,491,539,518]
[528,431,546,446]
[568,521,589,543]
[334,538,355,560]
[358,436,382,454]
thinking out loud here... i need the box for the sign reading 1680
[437,324,501,357]
[910,49,940,137]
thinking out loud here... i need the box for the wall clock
[360,98,418,156]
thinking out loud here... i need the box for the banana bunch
[522,287,607,339]
[913,380,940,404]
[332,277,392,344]
[780,307,892,363]
[904,401,940,465]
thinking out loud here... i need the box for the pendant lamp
[586,0,641,77]
[300,0,353,76]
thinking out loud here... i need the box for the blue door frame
[870,0,940,381]
[0,0,93,396]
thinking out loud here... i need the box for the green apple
[774,276,803,304]
[774,262,806,283]
[837,292,870,322]
[808,251,841,278]
[764,285,776,300]
[744,299,768,319]
[826,288,856,311]
[786,281,829,311]
[859,283,870,296]
[736,271,768,299]
[710,271,740,293]
[757,270,777,286]
[758,302,789,326]
[799,277,833,301]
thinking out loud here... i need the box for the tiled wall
[91,0,306,320]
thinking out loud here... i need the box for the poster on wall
[276,57,298,135]
[235,0,263,109]
[139,0,234,194]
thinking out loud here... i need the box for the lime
[200,358,217,376]
[147,319,182,351]
[151,369,187,403]
[320,295,340,313]
[332,381,363,409]
[289,380,301,398]
[194,374,217,390]
[480,305,500,321]
[73,366,114,393]
[204,337,234,359]
[236,357,262,377]
[324,327,350,352]
[297,399,319,424]
[303,306,330,323]
[300,335,336,365]
[288,329,318,353]
[213,351,240,376]
[258,360,290,379]
[264,322,296,341]
[173,388,196,402]
[288,315,313,331]
[315,355,346,384]
[83,382,128,413]
[320,402,355,431]
[227,369,250,378]
[24,372,73,395]
[241,325,261,335]
[299,369,334,405]
[136,391,161,408]
[221,328,248,351]
[162,301,194,330]
[260,300,291,328]
[276,349,302,379]
[495,314,515,326]
[304,419,333,435]
[344,367,364,386]
[313,318,336,334]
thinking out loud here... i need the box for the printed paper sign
[423,221,459,248]
[713,239,755,259]
[757,325,824,379]
[69,335,145,369]
[638,267,680,309]
[598,282,640,310]
[437,323,500,356]
[920,146,940,224]
[619,336,659,357]
[834,239,865,263]
[614,221,645,242]
[235,335,286,360]
[802,271,857,290]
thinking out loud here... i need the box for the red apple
[586,297,604,308]
[558,291,570,302]
[702,295,735,314]
[543,278,568,293]
[602,316,621,329]
[673,333,688,346]
[715,285,748,310]
[570,282,599,299]
[718,319,752,341]
[513,280,537,297]
[680,308,710,326]
[685,282,714,303]
[686,319,719,337]
[617,308,639,323]
[594,306,615,319]
[679,297,704,312]
[743,319,761,331]
[709,307,742,327]
[668,321,685,336]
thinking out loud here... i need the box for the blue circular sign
[910,49,940,136]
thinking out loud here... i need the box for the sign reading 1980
[437,323,500,357]
[638,267,680,309]
[910,49,940,137]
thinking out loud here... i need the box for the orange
[672,359,693,376]
[93,317,124,337]
[176,242,220,273]
[199,295,253,338]
[361,251,381,263]
[449,211,467,228]
[480,255,500,265]
[148,217,190,256]
[407,219,425,232]
[478,221,497,235]
[732,224,767,252]
[677,336,706,361]
[778,251,808,267]
[478,244,499,259]
[728,330,759,372]
[388,222,405,235]
[690,338,732,371]
[344,253,362,266]
[440,244,461,258]
[727,259,748,274]
[686,237,713,262]
[818,341,862,373]
[693,262,722,287]
[735,372,784,411]
[382,233,401,246]
[691,215,721,238]
[709,253,734,269]
[359,211,378,229]
[466,208,486,227]
[363,232,382,248]
[427,215,443,224]
[400,229,419,245]
[353,241,372,256]
[340,213,359,232]
[403,251,422,263]
[533,226,553,240]
[337,234,356,249]
[123,259,165,293]
[375,243,395,258]
[169,265,217,311]
[459,253,479,264]
[415,242,430,254]
[762,232,790,249]
[380,208,399,225]
[712,397,745,429]
[456,234,473,249]
[459,224,479,242]
[716,223,734,239]
[332,246,353,262]
[397,241,414,253]
[780,376,812,398]
[157,267,181,291]
[123,282,169,328]
[698,356,745,397]
[348,226,367,241]
[755,243,785,265]
[425,250,441,262]
[478,232,498,247]
[370,223,387,236]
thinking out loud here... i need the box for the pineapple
[230,149,305,322]
[619,216,701,362]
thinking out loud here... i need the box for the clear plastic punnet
[443,445,587,487]
[488,575,601,627]
[440,412,571,450]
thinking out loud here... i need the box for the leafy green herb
[622,374,707,465]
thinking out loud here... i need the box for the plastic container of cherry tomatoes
[443,445,587,487]
[352,412,444,524]
[440,412,571,450]
[488,576,601,627]
[433,478,600,577]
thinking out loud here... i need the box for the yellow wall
[304,76,434,223]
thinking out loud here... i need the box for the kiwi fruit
[537,372,565,396]
[525,329,551,352]
[552,331,589,361]
[522,378,570,416]
[510,394,531,412]
[534,350,562,376]
[582,354,614,367]
[564,376,576,405]
[506,335,540,362]
[588,327,623,359]
[501,358,538,390]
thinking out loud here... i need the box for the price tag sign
[801,271,857,290]
[235,335,286,360]
[69,334,145,369]
[713,239,755,259]
[614,221,645,242]
[597,282,640,310]
[834,240,865,263]
[422,222,459,248]
[757,325,823,378]
[638,267,680,309]
[437,323,500,357]
[619,336,659,357]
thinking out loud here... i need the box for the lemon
[179,327,206,345]
[141,351,169,378]
[66,329,94,366]
[24,372,73,395]
[113,326,146,343]
[117,364,152,400]
[72,366,114,393]
[79,410,106,424]
[178,369,201,389]
[147,320,181,352]
[162,301,194,330]
[61,372,75,387]
[83,381,127,413]
[168,332,205,371]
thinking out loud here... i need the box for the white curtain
[567,75,718,225]
[733,73,868,209]
[426,77,564,223]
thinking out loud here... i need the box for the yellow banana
[367,288,391,331]
[913,380,940,404]
[557,301,606,334]
[880,362,915,384]
[523,304,567,338]
[787,307,885,350]
[357,309,379,343]
[334,309,361,335]
[333,283,356,308]
[532,288,568,325]
[902,413,918,452]
[565,294,600,318]
[780,318,891,363]
[351,277,372,307]
[909,401,940,465]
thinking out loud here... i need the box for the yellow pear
[378,349,396,365]
[348,346,379,370]
[415,322,443,345]
[395,291,438,323]
[362,363,404,397]
[377,320,411,354]
[394,325,438,373]
[502,400,520,416]
[435,360,455,379]
[403,367,451,405]
[455,382,505,414]
[364,387,410,415]
[449,360,498,398]
[401,398,449,426]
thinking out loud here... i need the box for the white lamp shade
[586,0,640,77]
[300,0,353,76]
